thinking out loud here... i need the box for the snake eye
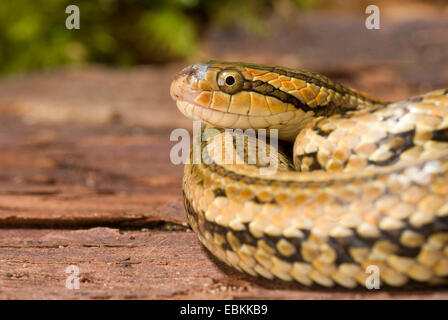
[217,70,244,94]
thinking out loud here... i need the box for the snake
[170,61,448,288]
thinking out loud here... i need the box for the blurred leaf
[0,0,315,75]
[139,10,197,61]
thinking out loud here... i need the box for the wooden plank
[0,65,191,130]
[0,117,186,228]
[1,228,447,299]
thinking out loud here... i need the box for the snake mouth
[175,99,299,130]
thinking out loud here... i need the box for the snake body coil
[170,61,448,288]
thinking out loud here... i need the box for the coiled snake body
[170,61,448,288]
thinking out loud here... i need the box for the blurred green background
[0,0,316,75]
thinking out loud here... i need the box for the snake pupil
[225,76,235,86]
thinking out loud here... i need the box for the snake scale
[170,61,448,288]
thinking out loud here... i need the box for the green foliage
[0,0,315,75]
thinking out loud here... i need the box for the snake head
[170,61,318,140]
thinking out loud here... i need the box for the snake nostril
[180,65,194,77]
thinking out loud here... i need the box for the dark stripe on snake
[368,129,416,166]
[432,128,448,142]
[221,61,381,105]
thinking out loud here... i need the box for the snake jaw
[175,100,203,122]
